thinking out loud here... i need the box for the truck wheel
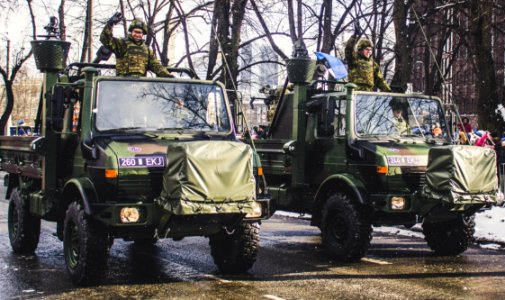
[209,222,260,274]
[8,188,41,254]
[422,215,475,255]
[321,193,372,262]
[63,201,109,285]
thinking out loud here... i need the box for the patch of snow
[275,206,505,247]
[474,206,505,245]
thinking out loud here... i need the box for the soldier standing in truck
[345,23,391,92]
[100,12,173,77]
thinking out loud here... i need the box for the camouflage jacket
[100,24,171,77]
[393,117,409,135]
[345,35,391,92]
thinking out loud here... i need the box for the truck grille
[117,171,164,199]
[388,172,426,193]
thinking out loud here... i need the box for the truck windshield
[95,80,231,133]
[355,94,448,140]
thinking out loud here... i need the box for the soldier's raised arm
[345,34,359,68]
[345,21,362,67]
[100,12,124,55]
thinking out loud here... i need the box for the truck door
[309,95,347,186]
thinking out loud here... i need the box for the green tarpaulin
[423,145,497,204]
[157,140,256,215]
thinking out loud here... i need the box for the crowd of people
[242,125,268,140]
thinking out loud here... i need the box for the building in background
[239,43,281,129]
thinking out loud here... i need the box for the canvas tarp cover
[423,145,497,204]
[157,140,256,215]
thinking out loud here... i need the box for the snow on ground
[275,206,505,249]
[474,206,505,245]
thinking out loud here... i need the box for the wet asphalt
[1,197,505,299]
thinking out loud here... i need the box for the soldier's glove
[107,12,123,26]
[354,21,362,36]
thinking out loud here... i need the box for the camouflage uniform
[393,116,409,135]
[345,34,391,92]
[100,23,171,77]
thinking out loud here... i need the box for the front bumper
[90,196,273,228]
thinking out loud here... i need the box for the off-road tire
[422,215,475,255]
[63,201,109,285]
[209,222,260,274]
[8,188,41,254]
[321,193,372,262]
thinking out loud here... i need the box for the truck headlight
[246,201,263,218]
[119,207,140,223]
[390,196,406,210]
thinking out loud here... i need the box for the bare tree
[0,0,35,134]
[467,0,502,130]
[318,0,358,54]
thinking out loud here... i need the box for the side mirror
[81,138,99,160]
[283,140,297,155]
[318,98,335,136]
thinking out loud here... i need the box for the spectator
[243,127,251,140]
[459,117,472,133]
[257,125,267,139]
[498,132,505,169]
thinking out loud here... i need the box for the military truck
[1,24,271,285]
[251,48,499,262]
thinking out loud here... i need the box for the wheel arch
[61,177,99,216]
[5,173,19,200]
[311,173,367,227]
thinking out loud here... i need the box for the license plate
[118,156,166,168]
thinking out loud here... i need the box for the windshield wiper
[186,124,213,130]
[100,126,142,133]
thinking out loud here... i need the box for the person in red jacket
[459,117,472,133]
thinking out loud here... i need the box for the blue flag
[314,52,348,80]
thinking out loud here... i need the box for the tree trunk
[470,1,502,131]
[0,81,14,134]
[390,0,411,92]
[58,0,66,40]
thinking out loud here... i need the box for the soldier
[345,23,391,92]
[390,100,409,135]
[100,12,173,77]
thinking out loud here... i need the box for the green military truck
[1,33,271,285]
[252,50,499,262]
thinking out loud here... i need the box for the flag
[314,52,348,80]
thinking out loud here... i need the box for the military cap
[128,19,148,34]
[357,39,374,50]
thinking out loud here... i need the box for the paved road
[1,190,505,299]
